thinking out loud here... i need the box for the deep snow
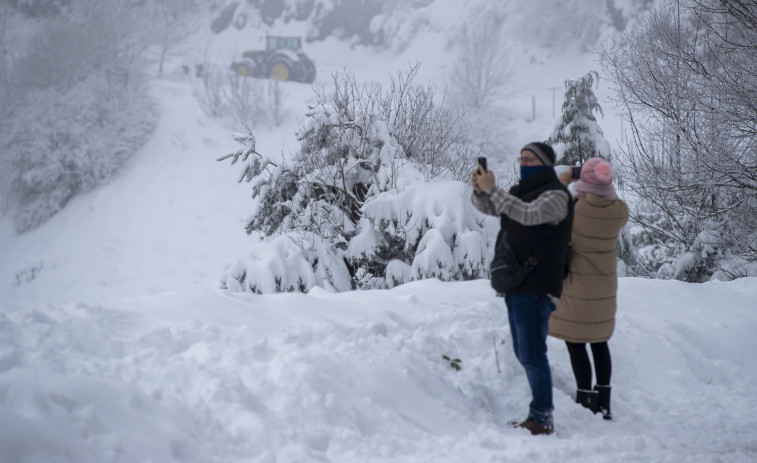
[1,13,757,463]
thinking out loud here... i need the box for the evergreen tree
[548,71,611,166]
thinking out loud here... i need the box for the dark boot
[594,385,612,420]
[576,389,598,411]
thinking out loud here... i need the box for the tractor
[231,36,316,84]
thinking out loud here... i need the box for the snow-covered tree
[7,0,69,17]
[219,65,489,293]
[0,7,14,121]
[548,71,611,166]
[600,0,757,281]
[204,0,654,52]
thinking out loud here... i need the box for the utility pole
[548,87,561,118]
[531,95,536,121]
[615,113,625,144]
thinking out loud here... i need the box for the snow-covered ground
[1,276,756,462]
[1,17,756,463]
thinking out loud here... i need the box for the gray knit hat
[521,142,556,166]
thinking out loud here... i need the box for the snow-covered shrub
[626,207,723,282]
[0,75,155,233]
[221,70,267,127]
[193,64,284,129]
[548,71,611,166]
[0,0,157,232]
[218,233,353,294]
[219,65,484,293]
[346,181,498,289]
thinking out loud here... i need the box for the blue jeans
[505,293,556,428]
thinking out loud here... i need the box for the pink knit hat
[574,157,617,200]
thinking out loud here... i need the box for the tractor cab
[232,35,316,83]
[266,36,302,52]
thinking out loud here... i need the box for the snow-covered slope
[2,11,755,463]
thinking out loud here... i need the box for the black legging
[565,341,612,390]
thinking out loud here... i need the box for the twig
[492,335,501,374]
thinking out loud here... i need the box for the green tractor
[231,36,316,83]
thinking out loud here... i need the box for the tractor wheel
[270,61,290,81]
[234,63,251,77]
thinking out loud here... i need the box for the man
[471,142,573,435]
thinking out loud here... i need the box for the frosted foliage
[601,0,757,281]
[347,181,498,289]
[0,77,155,232]
[512,0,610,51]
[0,0,159,232]
[219,232,354,294]
[219,235,318,294]
[220,66,478,293]
[548,71,610,165]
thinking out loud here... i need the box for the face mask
[520,165,551,180]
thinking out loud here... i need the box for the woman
[549,157,628,420]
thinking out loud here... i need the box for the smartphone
[478,156,487,173]
[572,165,582,179]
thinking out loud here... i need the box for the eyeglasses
[517,155,541,165]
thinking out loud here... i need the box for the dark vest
[497,169,573,297]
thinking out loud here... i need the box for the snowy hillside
[2,2,757,462]
[0,12,607,307]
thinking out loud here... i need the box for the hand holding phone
[477,156,487,174]
[571,165,582,179]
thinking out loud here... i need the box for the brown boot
[512,418,554,436]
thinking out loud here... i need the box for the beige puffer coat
[548,183,629,343]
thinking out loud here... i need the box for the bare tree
[146,0,203,76]
[600,0,757,280]
[193,65,267,129]
[265,80,289,127]
[448,17,515,109]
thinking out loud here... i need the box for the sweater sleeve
[470,190,499,216]
[474,187,570,226]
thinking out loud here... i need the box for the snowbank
[1,277,755,462]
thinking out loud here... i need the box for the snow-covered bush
[547,71,611,165]
[0,0,158,232]
[199,67,265,127]
[218,233,353,294]
[193,65,286,129]
[347,181,498,289]
[219,65,488,293]
[0,76,155,233]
